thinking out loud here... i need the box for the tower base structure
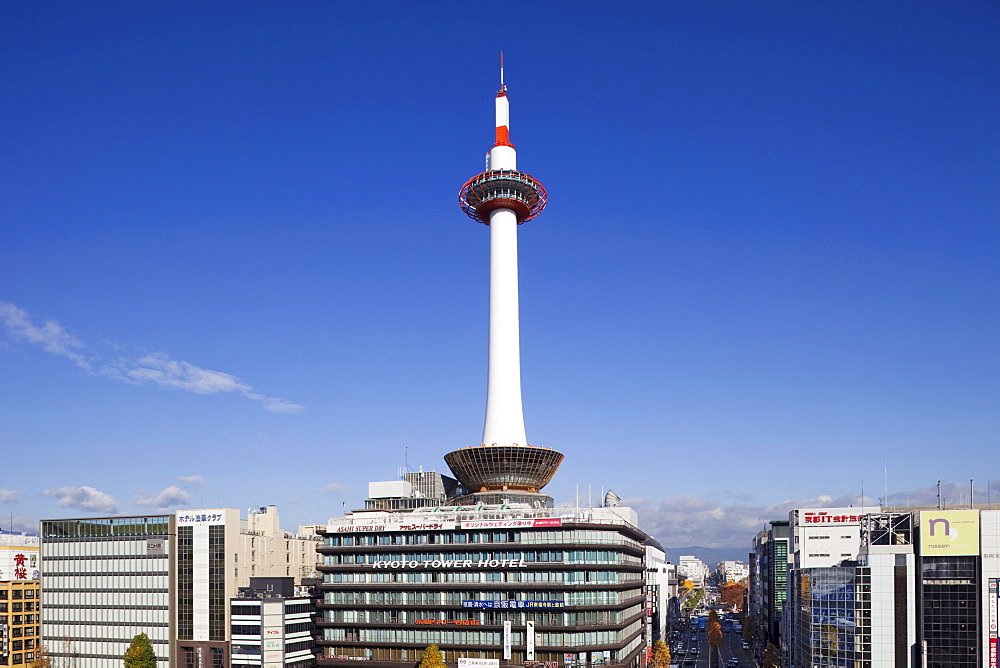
[448,490,555,508]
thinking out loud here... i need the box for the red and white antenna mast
[458,55,547,448]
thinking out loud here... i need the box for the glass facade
[920,556,979,668]
[209,525,226,641]
[793,566,867,667]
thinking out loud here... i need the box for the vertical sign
[894,565,908,668]
[990,579,998,668]
[526,621,535,661]
[503,621,512,660]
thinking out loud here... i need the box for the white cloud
[324,483,351,494]
[632,481,1000,550]
[178,475,206,490]
[134,485,191,509]
[44,486,119,514]
[0,488,19,504]
[885,480,999,508]
[133,475,210,511]
[0,302,90,370]
[1,302,303,413]
[5,516,36,535]
[628,491,868,549]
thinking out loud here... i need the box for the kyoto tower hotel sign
[450,55,563,505]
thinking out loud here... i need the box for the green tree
[122,633,156,668]
[763,643,781,668]
[418,644,447,668]
[650,640,671,668]
[742,614,759,645]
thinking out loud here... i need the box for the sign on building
[919,510,980,556]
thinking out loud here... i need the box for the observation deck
[443,443,564,493]
[458,169,547,224]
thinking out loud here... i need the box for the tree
[650,640,671,668]
[29,645,53,668]
[706,610,723,667]
[763,643,781,668]
[418,644,447,668]
[122,633,156,668]
[719,580,747,610]
[742,614,759,645]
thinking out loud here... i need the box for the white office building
[715,560,748,583]
[40,515,175,667]
[678,556,708,587]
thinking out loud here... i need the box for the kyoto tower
[445,55,564,507]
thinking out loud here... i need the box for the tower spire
[499,51,506,93]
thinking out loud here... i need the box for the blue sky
[2,1,998,550]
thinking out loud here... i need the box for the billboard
[0,548,39,581]
[459,660,499,668]
[920,510,980,556]
[461,518,562,529]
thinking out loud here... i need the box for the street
[670,624,755,667]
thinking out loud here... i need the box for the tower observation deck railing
[458,169,547,224]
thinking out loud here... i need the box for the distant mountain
[662,546,750,568]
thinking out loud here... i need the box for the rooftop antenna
[499,51,506,93]
[971,479,974,508]
[883,454,888,508]
[937,480,941,509]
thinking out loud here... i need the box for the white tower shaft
[482,92,526,447]
[483,207,526,446]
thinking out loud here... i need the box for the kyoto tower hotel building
[317,63,656,668]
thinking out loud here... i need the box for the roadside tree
[719,580,747,610]
[763,643,781,668]
[122,634,156,668]
[418,644,447,668]
[706,610,723,666]
[650,640,671,668]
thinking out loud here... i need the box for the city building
[1,534,41,667]
[755,503,1000,667]
[231,577,318,668]
[784,506,880,667]
[747,520,788,656]
[317,503,650,668]
[644,544,677,647]
[365,470,461,512]
[40,514,175,667]
[677,556,708,588]
[715,560,748,583]
[40,506,319,668]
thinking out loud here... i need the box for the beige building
[237,505,320,581]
